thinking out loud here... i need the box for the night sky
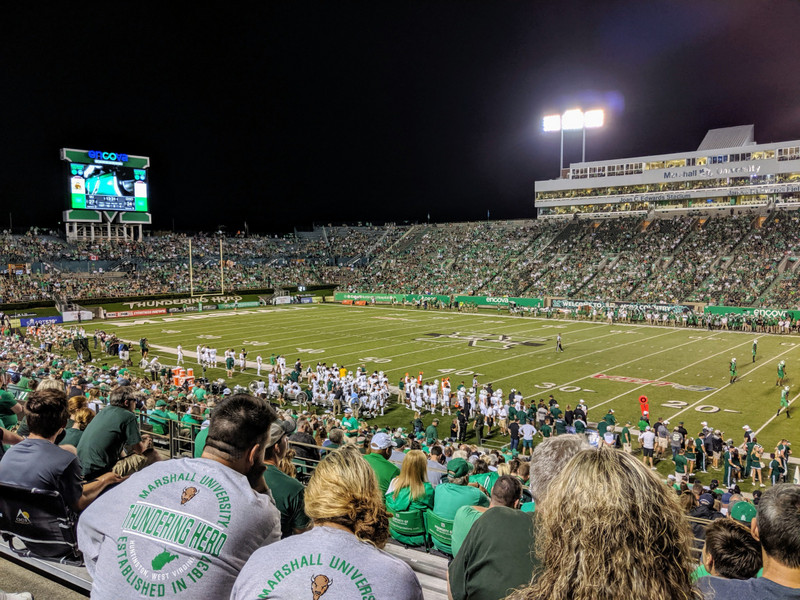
[4,1,800,234]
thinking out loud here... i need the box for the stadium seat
[0,482,83,566]
[425,510,454,556]
[389,509,429,551]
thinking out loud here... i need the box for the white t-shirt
[521,423,536,440]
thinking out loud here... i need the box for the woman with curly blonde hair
[507,446,700,600]
[232,445,424,599]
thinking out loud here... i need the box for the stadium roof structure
[697,125,755,151]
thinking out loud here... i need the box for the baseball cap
[265,419,296,448]
[699,494,714,506]
[731,501,757,524]
[344,408,352,414]
[370,432,396,450]
[447,458,471,478]
[156,400,167,407]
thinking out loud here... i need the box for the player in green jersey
[776,386,791,418]
[729,357,737,384]
[777,360,786,386]
[752,339,757,363]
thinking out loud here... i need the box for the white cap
[645,426,651,431]
[743,425,750,430]
[701,421,708,426]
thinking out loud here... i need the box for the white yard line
[660,344,799,423]
[753,393,800,437]
[481,329,682,384]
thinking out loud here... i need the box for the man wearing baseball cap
[431,457,489,530]
[363,432,400,498]
[262,418,310,539]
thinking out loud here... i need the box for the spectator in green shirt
[426,418,440,445]
[673,447,689,484]
[262,418,311,539]
[363,432,401,499]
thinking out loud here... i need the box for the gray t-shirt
[77,457,281,600]
[697,575,800,599]
[231,525,424,600]
[0,438,83,510]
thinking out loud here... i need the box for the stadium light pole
[542,108,605,172]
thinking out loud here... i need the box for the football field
[80,303,797,458]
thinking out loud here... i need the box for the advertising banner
[454,295,543,308]
[105,308,168,319]
[703,305,800,319]
[273,296,292,305]
[551,299,689,314]
[62,310,94,323]
[334,293,403,303]
[217,301,260,309]
[21,316,63,326]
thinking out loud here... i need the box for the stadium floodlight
[584,109,604,129]
[542,114,561,132]
[561,109,585,130]
[542,107,605,172]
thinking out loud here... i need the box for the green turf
[73,303,798,490]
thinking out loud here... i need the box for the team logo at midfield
[592,373,716,392]
[417,332,547,350]
[311,574,333,599]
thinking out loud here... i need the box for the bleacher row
[5,207,800,307]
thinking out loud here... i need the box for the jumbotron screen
[61,148,150,212]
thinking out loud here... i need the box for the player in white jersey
[441,381,451,416]
[268,371,279,396]
[196,344,202,364]
[256,355,263,376]
[210,348,218,367]
[176,344,184,365]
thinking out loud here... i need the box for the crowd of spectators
[6,210,800,307]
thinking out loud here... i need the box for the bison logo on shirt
[180,486,199,505]
[311,574,332,599]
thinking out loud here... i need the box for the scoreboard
[61,148,150,212]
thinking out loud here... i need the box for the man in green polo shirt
[262,418,311,539]
[341,408,359,438]
[362,432,400,498]
[673,446,688,484]
[539,420,552,439]
[426,418,440,445]
[620,421,632,453]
